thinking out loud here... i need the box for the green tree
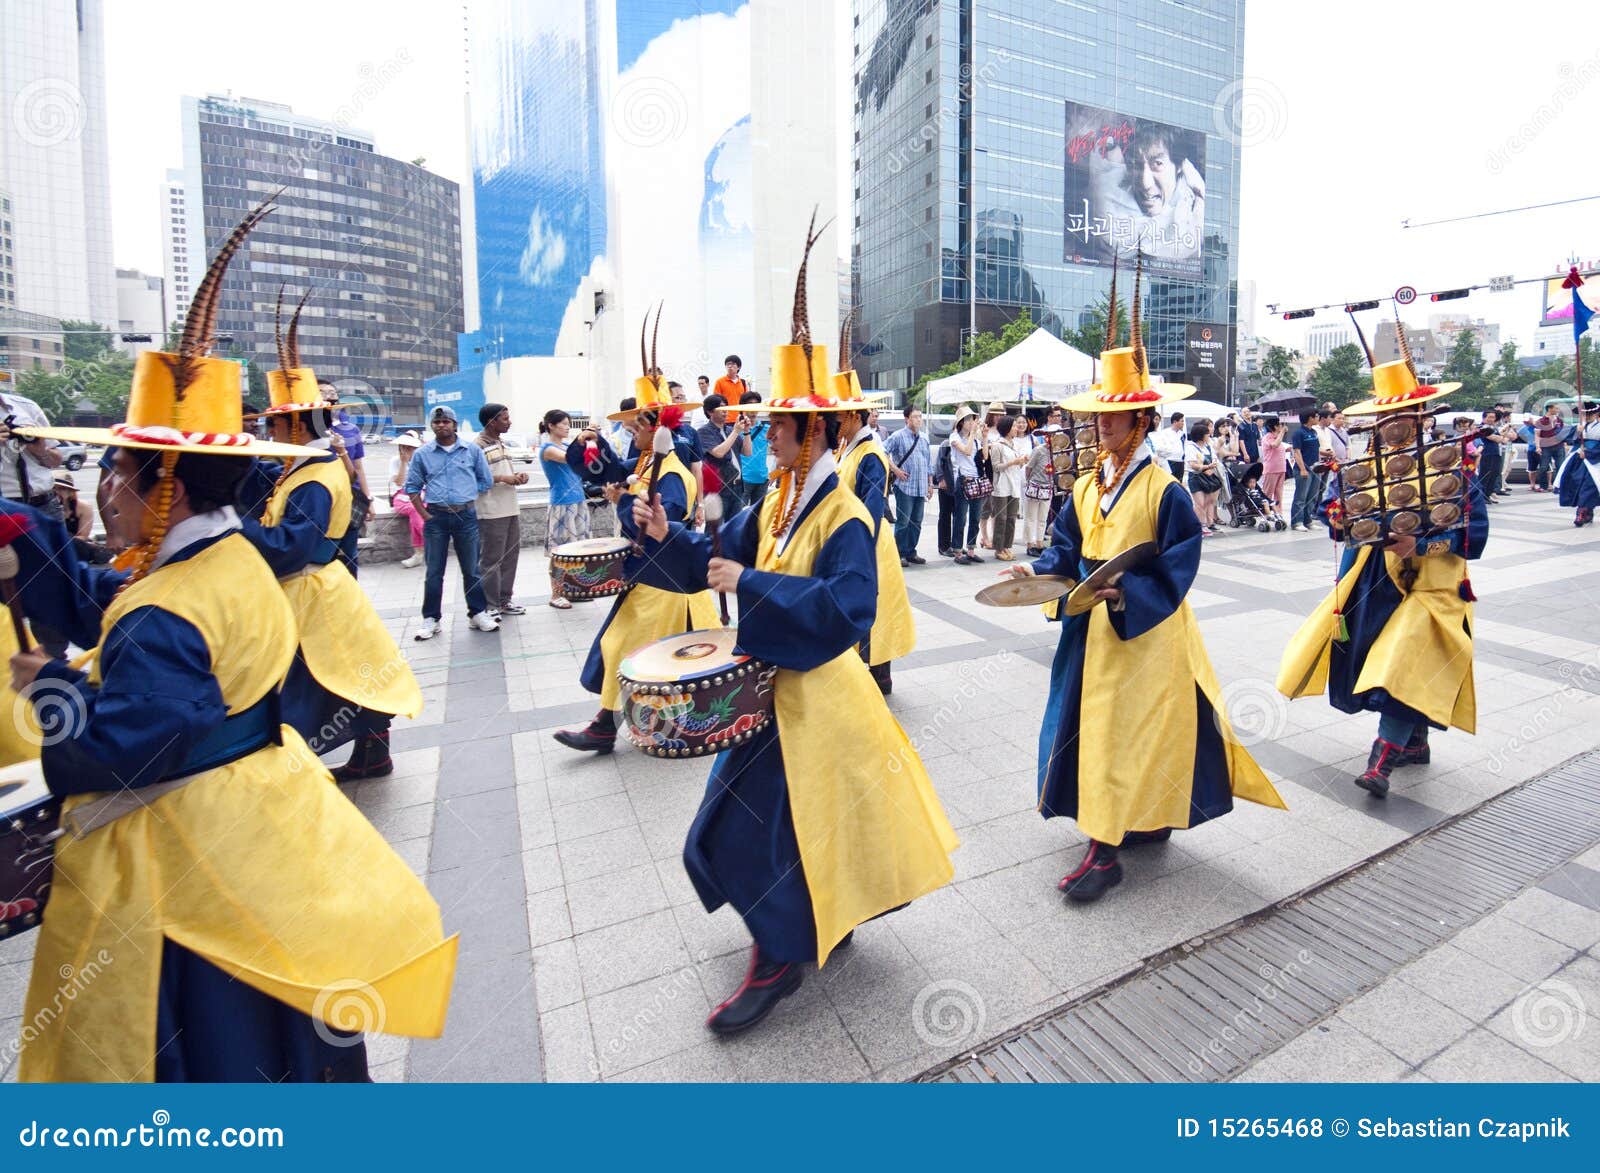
[164,318,184,350]
[907,309,1042,410]
[60,319,113,362]
[1061,293,1147,357]
[1307,343,1369,407]
[72,352,136,418]
[1258,345,1300,391]
[1486,341,1529,405]
[1441,328,1489,409]
[13,367,78,421]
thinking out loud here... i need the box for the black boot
[1355,738,1403,798]
[869,661,893,696]
[553,710,617,754]
[1394,726,1430,767]
[333,730,394,782]
[705,945,802,1035]
[1058,840,1122,903]
[1120,828,1172,848]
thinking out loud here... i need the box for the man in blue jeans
[1288,409,1324,530]
[405,405,499,640]
[884,406,931,562]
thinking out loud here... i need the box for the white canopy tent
[923,328,1097,406]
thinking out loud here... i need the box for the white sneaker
[469,610,501,633]
[400,552,423,568]
[414,618,441,641]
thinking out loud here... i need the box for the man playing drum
[626,220,957,1034]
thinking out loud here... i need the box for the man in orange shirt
[713,354,750,404]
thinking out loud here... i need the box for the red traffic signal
[1282,308,1315,320]
[1429,288,1470,302]
[1343,300,1379,313]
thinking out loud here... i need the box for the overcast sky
[105,0,1600,352]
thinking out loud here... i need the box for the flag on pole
[1563,267,1593,343]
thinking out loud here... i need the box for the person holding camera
[738,390,770,501]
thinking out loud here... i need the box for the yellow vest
[264,457,421,718]
[1276,545,1475,732]
[0,605,41,768]
[1062,467,1284,842]
[22,531,456,1082]
[753,482,957,966]
[597,452,717,709]
[835,434,916,664]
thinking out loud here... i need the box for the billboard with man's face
[1062,102,1206,279]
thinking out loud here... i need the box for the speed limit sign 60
[1394,285,1417,305]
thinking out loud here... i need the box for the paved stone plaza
[3,490,1597,1082]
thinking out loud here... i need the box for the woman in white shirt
[1184,419,1222,536]
[949,409,984,563]
[986,416,1028,560]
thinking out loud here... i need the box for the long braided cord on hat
[770,414,819,539]
[260,415,307,521]
[1093,411,1153,499]
[115,451,179,593]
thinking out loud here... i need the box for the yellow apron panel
[599,460,717,710]
[0,608,41,769]
[21,535,456,1082]
[836,436,916,664]
[1069,468,1282,844]
[1277,545,1476,733]
[755,486,957,966]
[264,456,421,716]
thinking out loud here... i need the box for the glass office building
[181,95,463,420]
[853,0,1244,397]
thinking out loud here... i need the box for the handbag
[962,475,993,501]
[1189,471,1222,494]
[1023,480,1052,501]
[350,486,373,533]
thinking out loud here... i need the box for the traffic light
[119,334,152,343]
[1429,288,1469,302]
[1282,308,1315,320]
[1343,300,1379,313]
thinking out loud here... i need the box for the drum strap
[61,694,281,839]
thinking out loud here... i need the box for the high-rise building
[0,189,16,314]
[1305,323,1353,360]
[115,268,165,357]
[434,0,837,421]
[177,94,463,419]
[160,169,194,331]
[0,0,116,328]
[853,0,1245,398]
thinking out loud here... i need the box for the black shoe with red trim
[332,731,394,782]
[1119,828,1173,848]
[706,945,803,1035]
[1058,840,1122,903]
[1355,737,1403,797]
[553,713,617,754]
[1394,727,1430,767]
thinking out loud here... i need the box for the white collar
[291,436,331,473]
[776,450,837,555]
[841,426,874,457]
[153,506,241,571]
[1098,449,1151,515]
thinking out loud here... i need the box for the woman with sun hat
[1003,253,1283,904]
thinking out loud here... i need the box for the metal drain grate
[919,753,1600,1083]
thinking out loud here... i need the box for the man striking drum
[626,219,957,1034]
[553,310,717,754]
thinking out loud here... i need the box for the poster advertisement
[1184,321,1232,401]
[1062,102,1206,279]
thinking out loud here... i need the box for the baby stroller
[1227,461,1287,531]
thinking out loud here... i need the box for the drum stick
[646,426,674,506]
[0,547,31,650]
[703,495,731,626]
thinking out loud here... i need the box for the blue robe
[577,465,696,698]
[1,502,366,1082]
[1031,466,1236,828]
[632,478,879,962]
[1313,470,1489,727]
[1555,441,1600,511]
[237,456,370,749]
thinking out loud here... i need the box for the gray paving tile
[1331,979,1474,1065]
[427,854,529,961]
[526,888,573,949]
[409,952,540,1083]
[552,792,638,842]
[1450,911,1580,983]
[573,908,691,997]
[1501,886,1600,951]
[429,785,522,870]
[1256,1018,1409,1082]
[819,926,936,1069]
[1482,956,1600,1081]
[521,845,563,896]
[531,938,584,1011]
[539,1002,599,1082]
[586,967,712,1078]
[886,884,1002,966]
[918,935,1056,1042]
[566,862,669,935]
[1420,1027,1574,1082]
[609,1040,739,1082]
[558,824,651,884]
[673,901,750,963]
[1394,942,1532,1023]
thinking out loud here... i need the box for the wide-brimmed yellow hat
[1060,347,1195,413]
[1343,360,1459,416]
[726,214,870,416]
[21,201,318,461]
